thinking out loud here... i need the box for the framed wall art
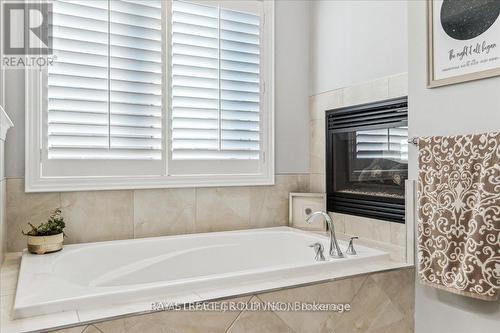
[427,0,500,87]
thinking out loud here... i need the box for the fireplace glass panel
[332,126,408,199]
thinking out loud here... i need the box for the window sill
[24,173,275,193]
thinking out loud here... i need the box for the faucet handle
[346,236,358,255]
[309,242,325,261]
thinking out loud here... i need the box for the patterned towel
[417,132,500,301]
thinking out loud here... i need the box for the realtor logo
[3,2,52,55]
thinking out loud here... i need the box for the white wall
[408,1,500,333]
[310,0,407,95]
[275,0,310,173]
[4,0,311,178]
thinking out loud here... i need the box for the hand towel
[417,132,500,301]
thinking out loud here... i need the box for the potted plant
[22,208,66,254]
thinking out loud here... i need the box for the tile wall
[6,175,309,252]
[309,73,409,258]
[0,141,6,264]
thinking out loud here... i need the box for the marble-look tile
[324,275,406,333]
[0,179,6,264]
[388,73,408,99]
[389,223,406,247]
[388,246,406,263]
[343,78,389,108]
[195,175,308,233]
[195,186,252,233]
[329,212,346,235]
[370,268,415,321]
[60,190,133,244]
[310,89,343,122]
[1,252,21,265]
[226,296,294,333]
[95,296,251,333]
[309,174,325,193]
[6,178,61,252]
[133,188,196,238]
[310,119,326,174]
[52,325,91,333]
[52,325,104,333]
[368,319,413,333]
[297,174,310,192]
[339,231,406,264]
[0,142,5,180]
[344,215,391,244]
[83,326,104,333]
[250,175,309,229]
[258,276,366,333]
[0,263,19,296]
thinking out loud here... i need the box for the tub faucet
[309,242,325,261]
[305,211,344,259]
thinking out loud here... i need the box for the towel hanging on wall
[417,132,500,301]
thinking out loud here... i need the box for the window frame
[25,0,274,192]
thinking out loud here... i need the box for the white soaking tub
[13,227,389,319]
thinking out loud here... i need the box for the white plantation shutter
[356,127,408,162]
[29,0,273,189]
[47,0,163,160]
[171,0,261,162]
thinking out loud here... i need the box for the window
[26,0,274,192]
[47,0,163,160]
[169,0,263,175]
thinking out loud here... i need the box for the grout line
[89,324,105,333]
[224,306,245,333]
[132,189,136,239]
[349,274,369,304]
[194,187,198,232]
[321,275,370,333]
[223,295,251,333]
[311,72,407,97]
[255,295,298,333]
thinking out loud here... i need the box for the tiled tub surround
[1,249,414,333]
[329,212,407,263]
[309,73,410,262]
[14,227,389,319]
[5,174,309,252]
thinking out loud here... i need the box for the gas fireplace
[326,97,408,223]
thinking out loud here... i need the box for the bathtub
[13,227,389,319]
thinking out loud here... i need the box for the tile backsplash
[6,174,309,252]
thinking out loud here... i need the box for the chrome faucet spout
[305,211,344,259]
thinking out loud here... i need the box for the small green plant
[22,208,66,236]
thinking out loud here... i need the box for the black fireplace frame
[325,97,408,224]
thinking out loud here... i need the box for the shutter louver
[171,0,261,160]
[48,0,163,160]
